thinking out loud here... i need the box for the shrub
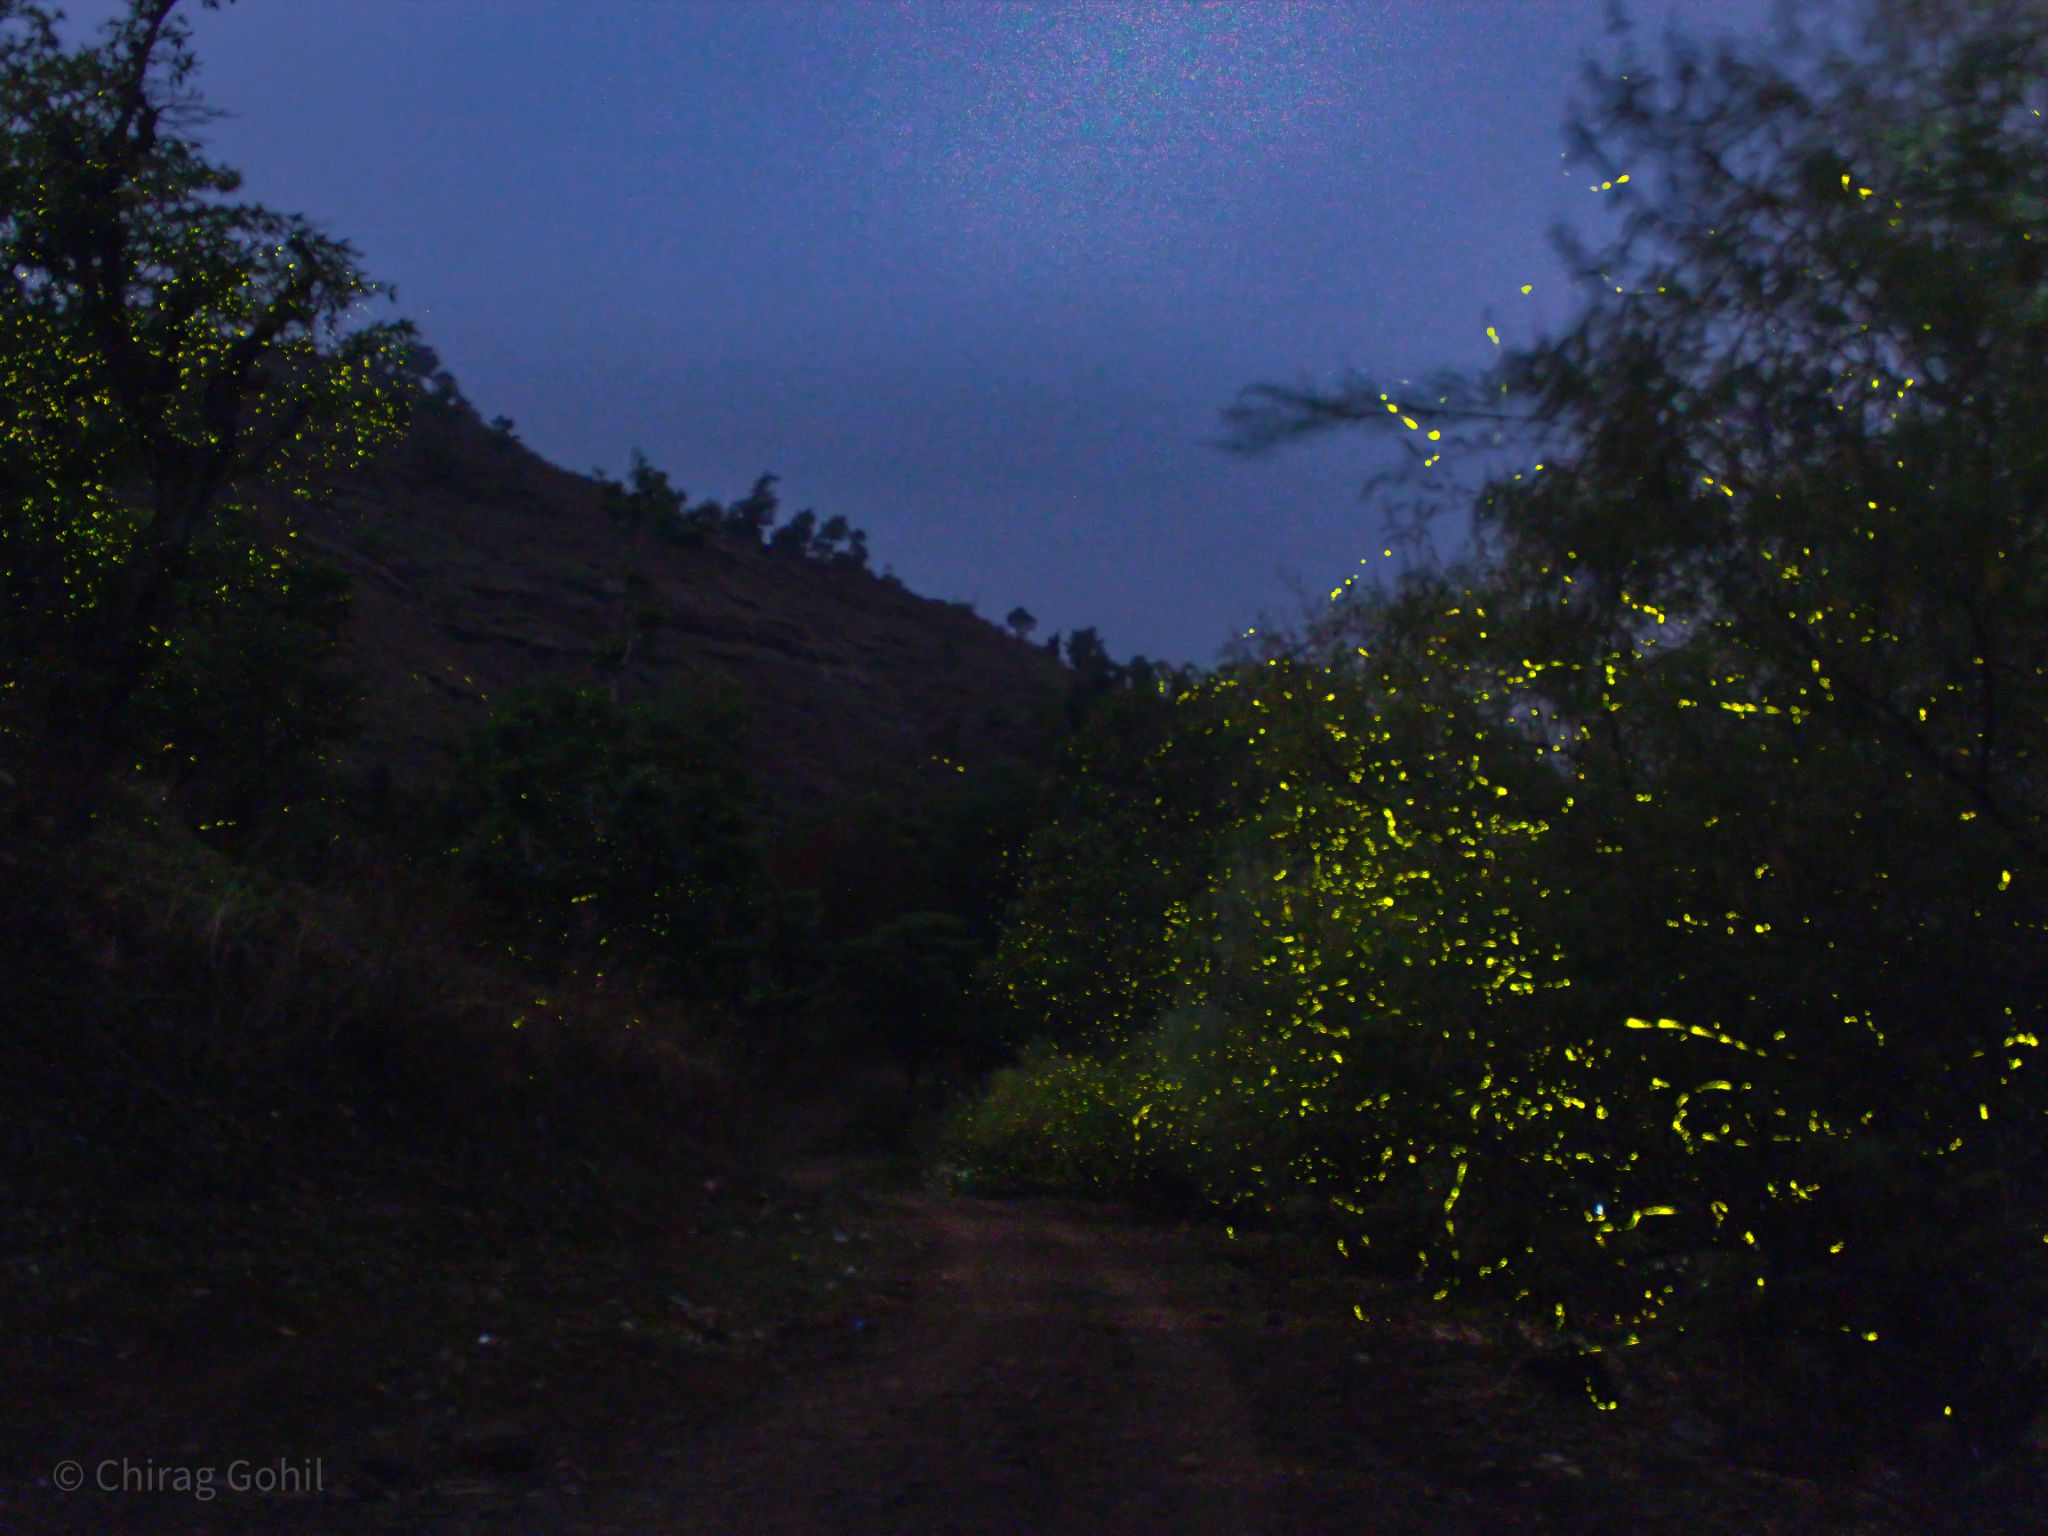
[437,679,769,1000]
[122,527,359,843]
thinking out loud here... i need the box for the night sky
[67,0,1787,666]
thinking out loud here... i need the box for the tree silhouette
[973,0,2048,1458]
[1227,0,2048,1448]
[769,508,817,556]
[725,471,779,541]
[810,513,850,561]
[0,0,412,772]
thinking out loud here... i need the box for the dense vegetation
[6,0,2043,1502]
[0,0,1121,1254]
[947,0,2047,1468]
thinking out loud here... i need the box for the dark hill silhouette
[244,377,1070,809]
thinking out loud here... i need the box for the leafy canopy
[0,0,412,739]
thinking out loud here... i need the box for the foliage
[437,679,770,1001]
[0,0,412,751]
[943,1042,1151,1197]
[957,0,2048,1462]
[808,511,868,568]
[988,673,1253,1050]
[122,523,358,838]
[726,471,779,541]
[593,448,875,567]
[769,507,817,556]
[835,909,990,1082]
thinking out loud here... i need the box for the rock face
[261,396,1070,809]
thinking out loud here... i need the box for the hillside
[256,385,1071,810]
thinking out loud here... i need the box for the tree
[836,909,985,1110]
[725,470,778,541]
[1061,625,1125,722]
[797,511,872,569]
[1225,0,2048,878]
[769,507,817,556]
[440,680,767,999]
[990,676,1244,1051]
[1004,606,1037,641]
[0,0,412,785]
[1214,0,2048,1453]
[590,453,685,697]
[808,512,850,561]
[388,339,461,414]
[598,449,686,543]
[123,531,359,838]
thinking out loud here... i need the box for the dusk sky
[68,0,1789,666]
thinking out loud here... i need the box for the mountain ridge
[252,382,1074,811]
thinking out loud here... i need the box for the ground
[6,1128,2030,1536]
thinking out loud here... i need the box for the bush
[121,527,359,843]
[437,679,769,999]
[960,564,2048,1457]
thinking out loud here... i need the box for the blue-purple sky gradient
[63,0,1791,665]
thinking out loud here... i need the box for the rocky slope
[259,391,1070,809]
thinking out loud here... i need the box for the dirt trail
[605,1196,1337,1535]
[3,1171,1960,1535]
[568,1191,1901,1536]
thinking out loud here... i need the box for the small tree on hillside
[593,450,697,698]
[725,471,779,542]
[769,507,817,556]
[798,511,872,569]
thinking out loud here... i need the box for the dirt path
[2,1171,1980,1535]
[601,1196,1332,1535]
[558,1191,1910,1536]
